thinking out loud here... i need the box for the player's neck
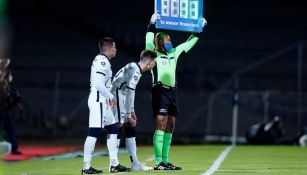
[137,62,145,73]
[100,52,111,60]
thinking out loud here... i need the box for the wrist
[127,113,132,118]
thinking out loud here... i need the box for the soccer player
[146,13,207,170]
[110,50,157,171]
[82,37,129,174]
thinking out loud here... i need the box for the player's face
[147,60,156,71]
[109,42,117,58]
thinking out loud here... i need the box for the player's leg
[104,97,129,173]
[82,97,103,174]
[83,128,103,174]
[124,126,153,171]
[124,127,138,165]
[105,123,130,172]
[105,124,119,167]
[117,127,122,149]
[115,89,125,150]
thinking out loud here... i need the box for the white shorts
[114,90,128,124]
[88,92,116,128]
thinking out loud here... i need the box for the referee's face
[163,35,171,45]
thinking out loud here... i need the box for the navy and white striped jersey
[90,53,114,100]
[111,62,142,114]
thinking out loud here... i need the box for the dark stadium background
[5,0,307,143]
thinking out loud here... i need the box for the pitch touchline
[201,145,234,175]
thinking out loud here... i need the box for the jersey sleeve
[110,68,125,96]
[93,57,114,99]
[174,34,199,61]
[125,68,140,114]
[125,90,135,114]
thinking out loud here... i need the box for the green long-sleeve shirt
[146,24,199,87]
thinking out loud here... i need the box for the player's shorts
[114,89,128,124]
[88,91,116,128]
[151,83,179,117]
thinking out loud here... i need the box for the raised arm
[175,18,208,60]
[146,12,160,50]
[174,34,199,60]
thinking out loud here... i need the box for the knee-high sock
[126,137,139,165]
[83,136,97,170]
[153,130,164,165]
[117,127,122,148]
[116,139,121,157]
[107,134,119,166]
[117,139,120,148]
[162,132,172,164]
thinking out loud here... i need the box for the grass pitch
[1,145,307,175]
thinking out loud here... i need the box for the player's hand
[131,112,137,121]
[127,115,137,128]
[150,12,161,24]
[107,98,116,108]
[117,122,123,128]
[202,18,207,28]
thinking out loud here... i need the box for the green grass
[216,146,307,175]
[1,145,307,175]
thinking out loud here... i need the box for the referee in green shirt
[146,12,207,170]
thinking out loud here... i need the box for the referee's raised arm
[145,12,160,51]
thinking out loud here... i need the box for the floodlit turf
[1,145,307,175]
[216,146,307,175]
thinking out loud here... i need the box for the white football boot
[131,162,153,171]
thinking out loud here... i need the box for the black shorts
[151,84,179,117]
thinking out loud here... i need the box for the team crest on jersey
[101,62,106,66]
[162,61,167,65]
[134,76,138,81]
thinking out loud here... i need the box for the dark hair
[155,32,168,42]
[140,50,157,62]
[99,37,115,51]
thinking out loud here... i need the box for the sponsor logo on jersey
[159,108,167,113]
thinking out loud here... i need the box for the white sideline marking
[201,145,234,175]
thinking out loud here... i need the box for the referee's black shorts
[151,83,179,117]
